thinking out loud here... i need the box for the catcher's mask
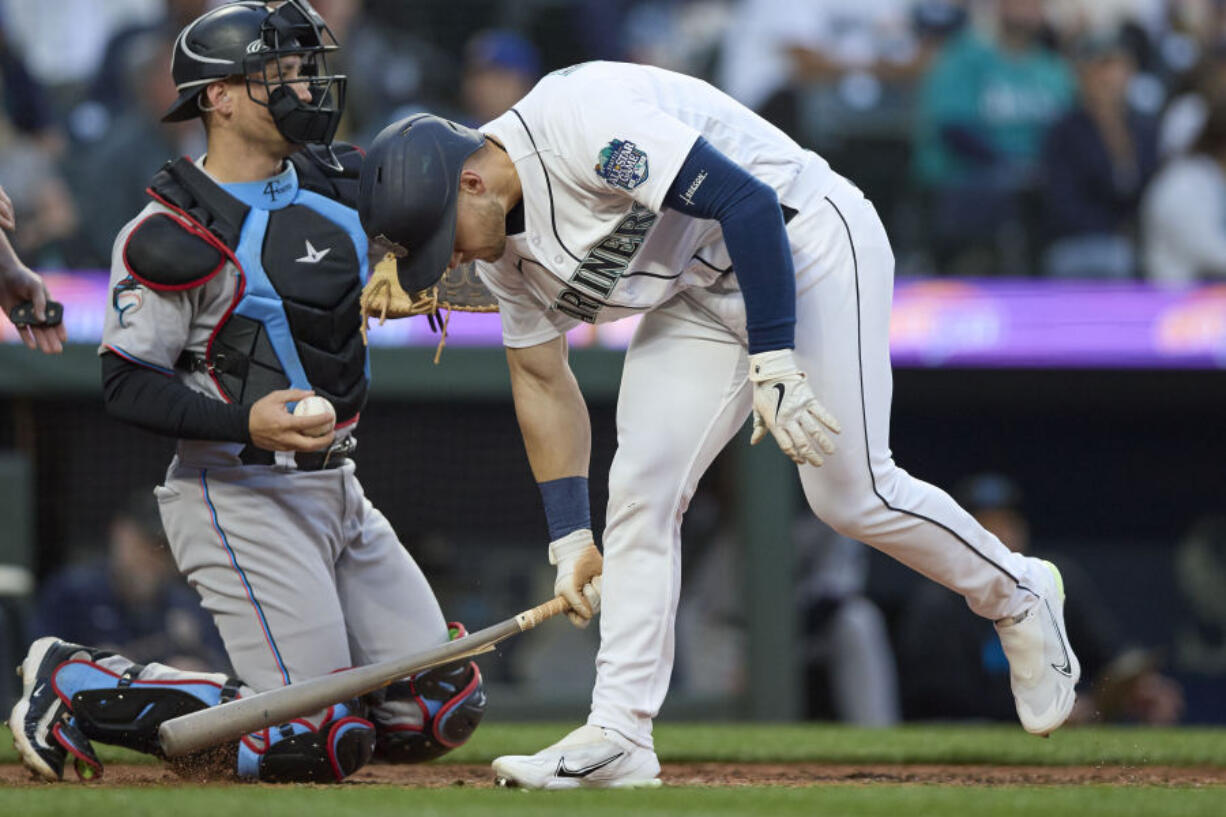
[163,0,347,147]
[358,114,486,295]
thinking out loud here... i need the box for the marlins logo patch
[596,139,649,190]
[112,276,144,327]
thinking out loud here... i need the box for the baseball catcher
[8,1,484,784]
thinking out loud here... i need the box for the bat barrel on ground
[157,595,570,758]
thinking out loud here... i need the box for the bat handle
[515,595,570,631]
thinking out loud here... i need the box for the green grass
[4,723,1225,816]
[2,784,1225,817]
[4,722,1226,767]
[455,723,1226,766]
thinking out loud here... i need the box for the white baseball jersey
[467,62,1056,751]
[476,61,839,349]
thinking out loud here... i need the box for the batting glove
[748,349,841,467]
[549,529,603,628]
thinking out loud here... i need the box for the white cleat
[996,560,1081,736]
[492,725,662,790]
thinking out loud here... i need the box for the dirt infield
[4,762,1225,788]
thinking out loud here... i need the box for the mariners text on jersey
[565,203,657,305]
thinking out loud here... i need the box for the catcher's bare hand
[549,529,603,628]
[248,389,336,452]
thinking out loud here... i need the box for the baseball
[293,395,336,436]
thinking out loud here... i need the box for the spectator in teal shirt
[914,0,1074,275]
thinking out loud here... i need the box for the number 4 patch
[595,139,649,190]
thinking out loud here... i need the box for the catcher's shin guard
[373,622,487,763]
[53,659,242,757]
[236,700,375,782]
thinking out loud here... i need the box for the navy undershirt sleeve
[101,352,252,443]
[662,137,795,353]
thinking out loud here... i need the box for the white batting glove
[748,349,841,467]
[549,529,603,628]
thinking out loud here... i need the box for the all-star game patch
[596,139,649,190]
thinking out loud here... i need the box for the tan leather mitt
[360,253,498,347]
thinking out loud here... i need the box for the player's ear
[201,80,234,117]
[458,169,486,196]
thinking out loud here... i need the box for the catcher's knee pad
[237,701,375,783]
[374,624,486,763]
[52,658,241,757]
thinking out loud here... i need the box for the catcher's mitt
[360,252,498,360]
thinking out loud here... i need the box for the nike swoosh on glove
[748,348,841,467]
[549,529,603,628]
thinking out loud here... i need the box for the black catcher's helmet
[358,114,486,293]
[163,0,346,146]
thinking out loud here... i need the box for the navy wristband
[538,476,592,541]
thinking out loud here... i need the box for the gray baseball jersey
[101,159,449,711]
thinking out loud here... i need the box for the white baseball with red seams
[292,395,336,436]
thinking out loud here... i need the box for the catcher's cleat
[8,637,107,781]
[492,725,661,790]
[996,560,1082,736]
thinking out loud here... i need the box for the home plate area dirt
[3,762,1225,788]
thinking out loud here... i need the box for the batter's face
[451,189,508,269]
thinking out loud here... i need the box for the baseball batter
[8,1,484,784]
[358,60,1081,789]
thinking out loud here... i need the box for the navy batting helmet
[164,0,346,146]
[358,114,486,294]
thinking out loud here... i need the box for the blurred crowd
[669,472,1208,726]
[0,0,1225,279]
[0,491,226,705]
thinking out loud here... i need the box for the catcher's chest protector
[145,151,370,422]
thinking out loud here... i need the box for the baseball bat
[158,595,570,758]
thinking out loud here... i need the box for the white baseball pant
[588,175,1048,748]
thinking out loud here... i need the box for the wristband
[538,476,591,541]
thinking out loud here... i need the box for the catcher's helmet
[164,0,346,146]
[358,114,486,294]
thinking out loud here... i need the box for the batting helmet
[357,114,486,294]
[163,0,347,146]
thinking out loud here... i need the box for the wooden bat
[158,596,570,758]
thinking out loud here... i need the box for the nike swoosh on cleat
[1045,599,1073,677]
[555,752,624,778]
[773,383,785,417]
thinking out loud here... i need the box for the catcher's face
[204,55,312,156]
[451,193,507,269]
